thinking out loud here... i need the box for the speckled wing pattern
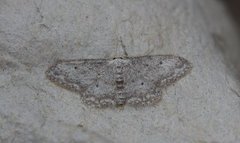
[46,55,192,108]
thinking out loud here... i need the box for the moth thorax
[115,77,124,89]
[115,93,127,105]
[115,65,125,90]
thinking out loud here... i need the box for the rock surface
[0,0,240,143]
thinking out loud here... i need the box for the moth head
[112,57,124,60]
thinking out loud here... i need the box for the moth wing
[125,55,192,91]
[46,59,115,95]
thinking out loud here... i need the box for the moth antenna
[113,36,129,59]
[120,37,129,58]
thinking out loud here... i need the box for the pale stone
[0,0,240,143]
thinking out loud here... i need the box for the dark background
[222,0,240,79]
[223,0,240,31]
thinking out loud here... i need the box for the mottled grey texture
[1,0,240,143]
[46,55,192,108]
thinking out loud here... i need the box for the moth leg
[127,91,162,106]
[144,93,162,106]
[82,97,115,108]
[82,96,101,108]
[99,98,115,108]
[126,97,144,106]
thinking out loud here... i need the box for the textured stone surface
[0,0,240,143]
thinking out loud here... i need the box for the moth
[46,55,192,108]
